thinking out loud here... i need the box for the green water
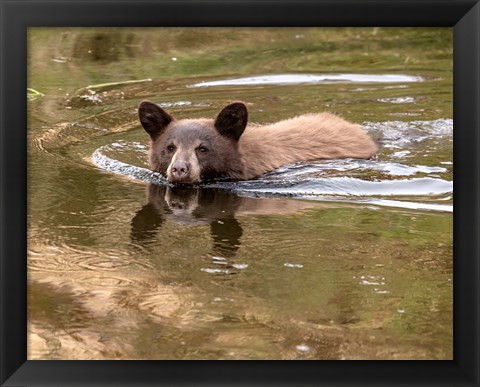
[27,28,452,360]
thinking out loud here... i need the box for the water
[188,73,425,87]
[91,117,453,212]
[28,27,452,360]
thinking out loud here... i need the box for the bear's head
[138,101,248,184]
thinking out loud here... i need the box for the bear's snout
[170,161,190,181]
[165,148,202,184]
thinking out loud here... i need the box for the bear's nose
[171,161,190,180]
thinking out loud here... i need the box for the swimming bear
[138,101,377,184]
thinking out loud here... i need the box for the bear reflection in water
[131,183,244,258]
[131,183,321,258]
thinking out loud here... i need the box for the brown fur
[239,113,377,179]
[138,101,377,183]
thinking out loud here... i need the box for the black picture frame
[1,1,478,386]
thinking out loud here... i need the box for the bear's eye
[167,145,175,152]
[197,146,208,154]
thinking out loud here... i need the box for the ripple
[296,344,311,352]
[75,256,133,271]
[284,263,304,269]
[200,268,234,275]
[28,244,154,273]
[91,148,167,185]
[363,118,453,149]
[235,177,452,196]
[232,263,249,270]
[137,289,182,321]
[92,143,452,197]
[79,276,135,287]
[91,116,452,213]
[189,73,424,87]
[360,199,453,213]
[268,159,447,178]
[92,150,453,212]
[67,79,153,107]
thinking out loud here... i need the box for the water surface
[28,27,452,360]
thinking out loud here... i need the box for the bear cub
[138,101,377,184]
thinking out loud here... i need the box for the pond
[27,27,452,360]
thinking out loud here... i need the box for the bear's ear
[214,102,248,142]
[138,101,173,139]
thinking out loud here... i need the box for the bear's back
[239,113,377,179]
